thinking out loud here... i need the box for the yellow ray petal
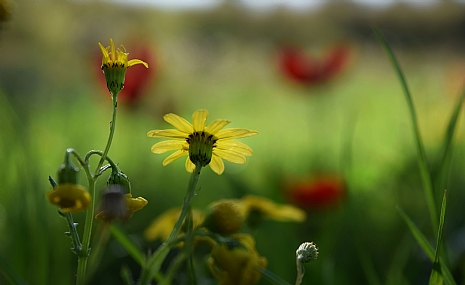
[214,149,247,164]
[162,150,188,166]
[164,113,193,134]
[151,140,186,154]
[216,128,258,140]
[216,140,253,156]
[192,109,208,132]
[147,129,189,139]
[110,38,116,61]
[210,155,225,175]
[98,43,110,62]
[205,119,231,135]
[185,157,196,173]
[128,59,149,68]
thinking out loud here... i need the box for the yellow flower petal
[216,128,258,140]
[210,155,225,175]
[151,140,187,154]
[241,195,306,222]
[185,157,196,173]
[164,113,194,134]
[214,149,247,164]
[147,129,189,139]
[110,38,116,61]
[98,43,110,62]
[46,184,91,213]
[128,59,149,68]
[216,140,253,156]
[205,119,231,135]
[192,109,208,132]
[162,150,188,166]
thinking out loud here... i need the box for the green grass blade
[374,28,437,233]
[110,225,144,265]
[258,268,292,285]
[436,89,465,193]
[0,254,29,285]
[397,207,456,285]
[429,191,447,285]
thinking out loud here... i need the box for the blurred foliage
[2,1,465,285]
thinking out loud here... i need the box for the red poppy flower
[95,42,155,105]
[277,44,350,85]
[285,175,346,209]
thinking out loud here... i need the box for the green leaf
[397,207,456,285]
[429,191,447,285]
[374,28,437,233]
[436,89,465,194]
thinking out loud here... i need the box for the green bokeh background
[2,1,465,284]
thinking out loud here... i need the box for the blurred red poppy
[95,42,155,105]
[285,175,346,209]
[277,44,350,86]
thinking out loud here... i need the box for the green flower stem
[76,95,119,285]
[295,259,304,285]
[95,95,118,174]
[185,208,197,285]
[138,164,202,285]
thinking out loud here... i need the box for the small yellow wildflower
[144,208,204,241]
[203,199,245,235]
[240,195,306,223]
[46,184,91,213]
[98,38,148,96]
[208,234,267,285]
[147,109,258,175]
[95,190,148,222]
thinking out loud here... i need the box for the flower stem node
[203,200,244,235]
[296,242,319,263]
[107,170,131,193]
[98,38,148,97]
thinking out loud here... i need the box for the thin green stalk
[95,95,118,174]
[374,29,438,233]
[76,95,119,285]
[138,164,202,285]
[185,208,197,285]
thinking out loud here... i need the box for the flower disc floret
[147,109,258,175]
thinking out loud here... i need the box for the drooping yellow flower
[208,234,267,285]
[144,208,204,241]
[240,195,306,223]
[46,183,91,213]
[98,38,149,96]
[95,190,148,222]
[147,109,258,175]
[203,199,245,235]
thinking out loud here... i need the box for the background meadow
[2,1,465,284]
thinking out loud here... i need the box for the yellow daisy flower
[240,195,306,223]
[95,191,148,222]
[203,199,245,235]
[208,233,267,285]
[46,183,91,213]
[98,38,149,96]
[147,109,258,175]
[144,208,204,242]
